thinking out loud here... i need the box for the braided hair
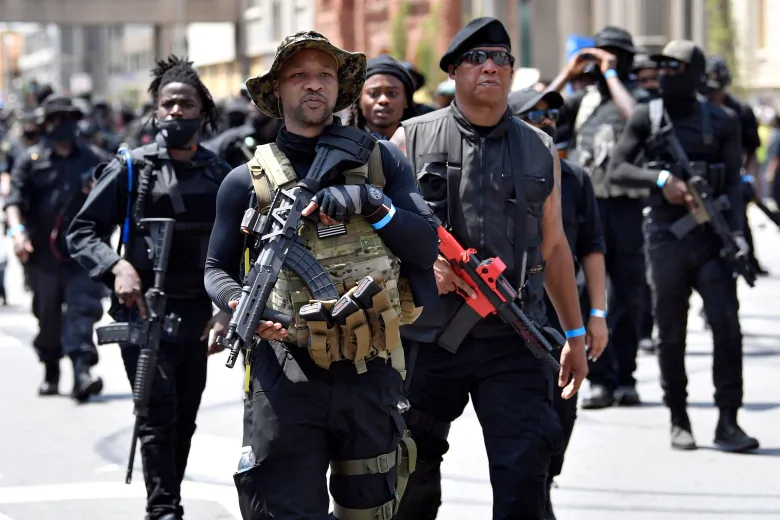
[346,101,367,130]
[147,54,220,134]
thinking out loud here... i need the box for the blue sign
[565,35,596,95]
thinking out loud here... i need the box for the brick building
[315,0,520,78]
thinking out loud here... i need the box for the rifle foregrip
[133,349,157,414]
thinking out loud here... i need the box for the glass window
[272,0,282,41]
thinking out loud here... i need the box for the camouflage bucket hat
[245,31,367,119]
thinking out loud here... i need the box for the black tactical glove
[313,184,390,223]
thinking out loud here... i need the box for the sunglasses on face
[521,108,559,124]
[657,59,684,72]
[458,50,515,68]
[637,76,658,84]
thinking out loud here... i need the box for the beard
[286,95,336,127]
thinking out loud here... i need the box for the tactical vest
[571,86,649,200]
[122,137,230,298]
[402,107,553,339]
[246,141,419,373]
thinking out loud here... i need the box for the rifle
[434,221,562,372]
[95,218,179,484]
[216,127,376,368]
[653,125,757,287]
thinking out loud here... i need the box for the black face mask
[660,73,700,103]
[539,124,557,142]
[46,120,78,142]
[157,118,201,148]
[22,130,39,141]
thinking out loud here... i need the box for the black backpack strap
[508,123,529,290]
[154,133,187,214]
[699,100,714,147]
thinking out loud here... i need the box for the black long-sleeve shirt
[204,138,438,313]
[608,100,745,232]
[561,159,605,263]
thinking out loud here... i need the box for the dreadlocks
[148,54,220,134]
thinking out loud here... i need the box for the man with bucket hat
[548,26,651,410]
[204,31,438,519]
[4,94,105,402]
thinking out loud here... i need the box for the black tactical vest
[569,86,648,199]
[123,136,230,298]
[402,105,554,338]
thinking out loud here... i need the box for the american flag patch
[316,222,347,238]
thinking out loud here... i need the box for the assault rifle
[216,127,376,368]
[95,218,179,484]
[435,221,562,372]
[654,125,757,287]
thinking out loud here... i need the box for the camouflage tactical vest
[247,142,416,373]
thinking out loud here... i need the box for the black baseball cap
[508,88,564,116]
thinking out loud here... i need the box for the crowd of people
[0,17,778,520]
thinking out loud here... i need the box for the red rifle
[436,224,562,372]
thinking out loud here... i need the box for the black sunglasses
[657,59,684,71]
[637,76,658,84]
[521,108,559,124]
[458,50,515,68]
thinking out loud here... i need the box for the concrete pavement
[1,206,779,519]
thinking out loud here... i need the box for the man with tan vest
[204,31,439,519]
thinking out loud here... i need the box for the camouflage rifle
[217,126,377,368]
[95,218,179,484]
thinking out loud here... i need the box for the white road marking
[93,464,121,474]
[0,481,241,519]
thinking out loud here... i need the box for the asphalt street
[0,206,779,520]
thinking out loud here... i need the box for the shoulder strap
[574,88,602,134]
[649,98,665,135]
[699,100,714,146]
[444,114,466,233]
[366,142,385,188]
[509,123,530,289]
[119,148,134,249]
[249,143,297,212]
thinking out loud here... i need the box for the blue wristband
[604,69,618,79]
[657,170,671,188]
[590,308,607,318]
[7,224,24,237]
[742,175,755,183]
[370,204,396,230]
[565,327,586,339]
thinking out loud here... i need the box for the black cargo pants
[236,340,407,520]
[395,334,562,520]
[28,258,104,366]
[588,196,646,390]
[644,221,743,412]
[117,299,211,520]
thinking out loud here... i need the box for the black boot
[714,408,760,453]
[670,409,696,451]
[71,356,103,403]
[581,384,614,409]
[614,385,641,406]
[38,361,60,396]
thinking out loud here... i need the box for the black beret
[439,17,511,72]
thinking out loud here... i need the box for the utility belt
[647,161,731,239]
[293,273,406,377]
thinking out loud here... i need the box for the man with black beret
[609,40,759,454]
[547,26,651,410]
[511,87,608,520]
[348,54,419,139]
[392,18,588,519]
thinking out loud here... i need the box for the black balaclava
[660,48,706,106]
